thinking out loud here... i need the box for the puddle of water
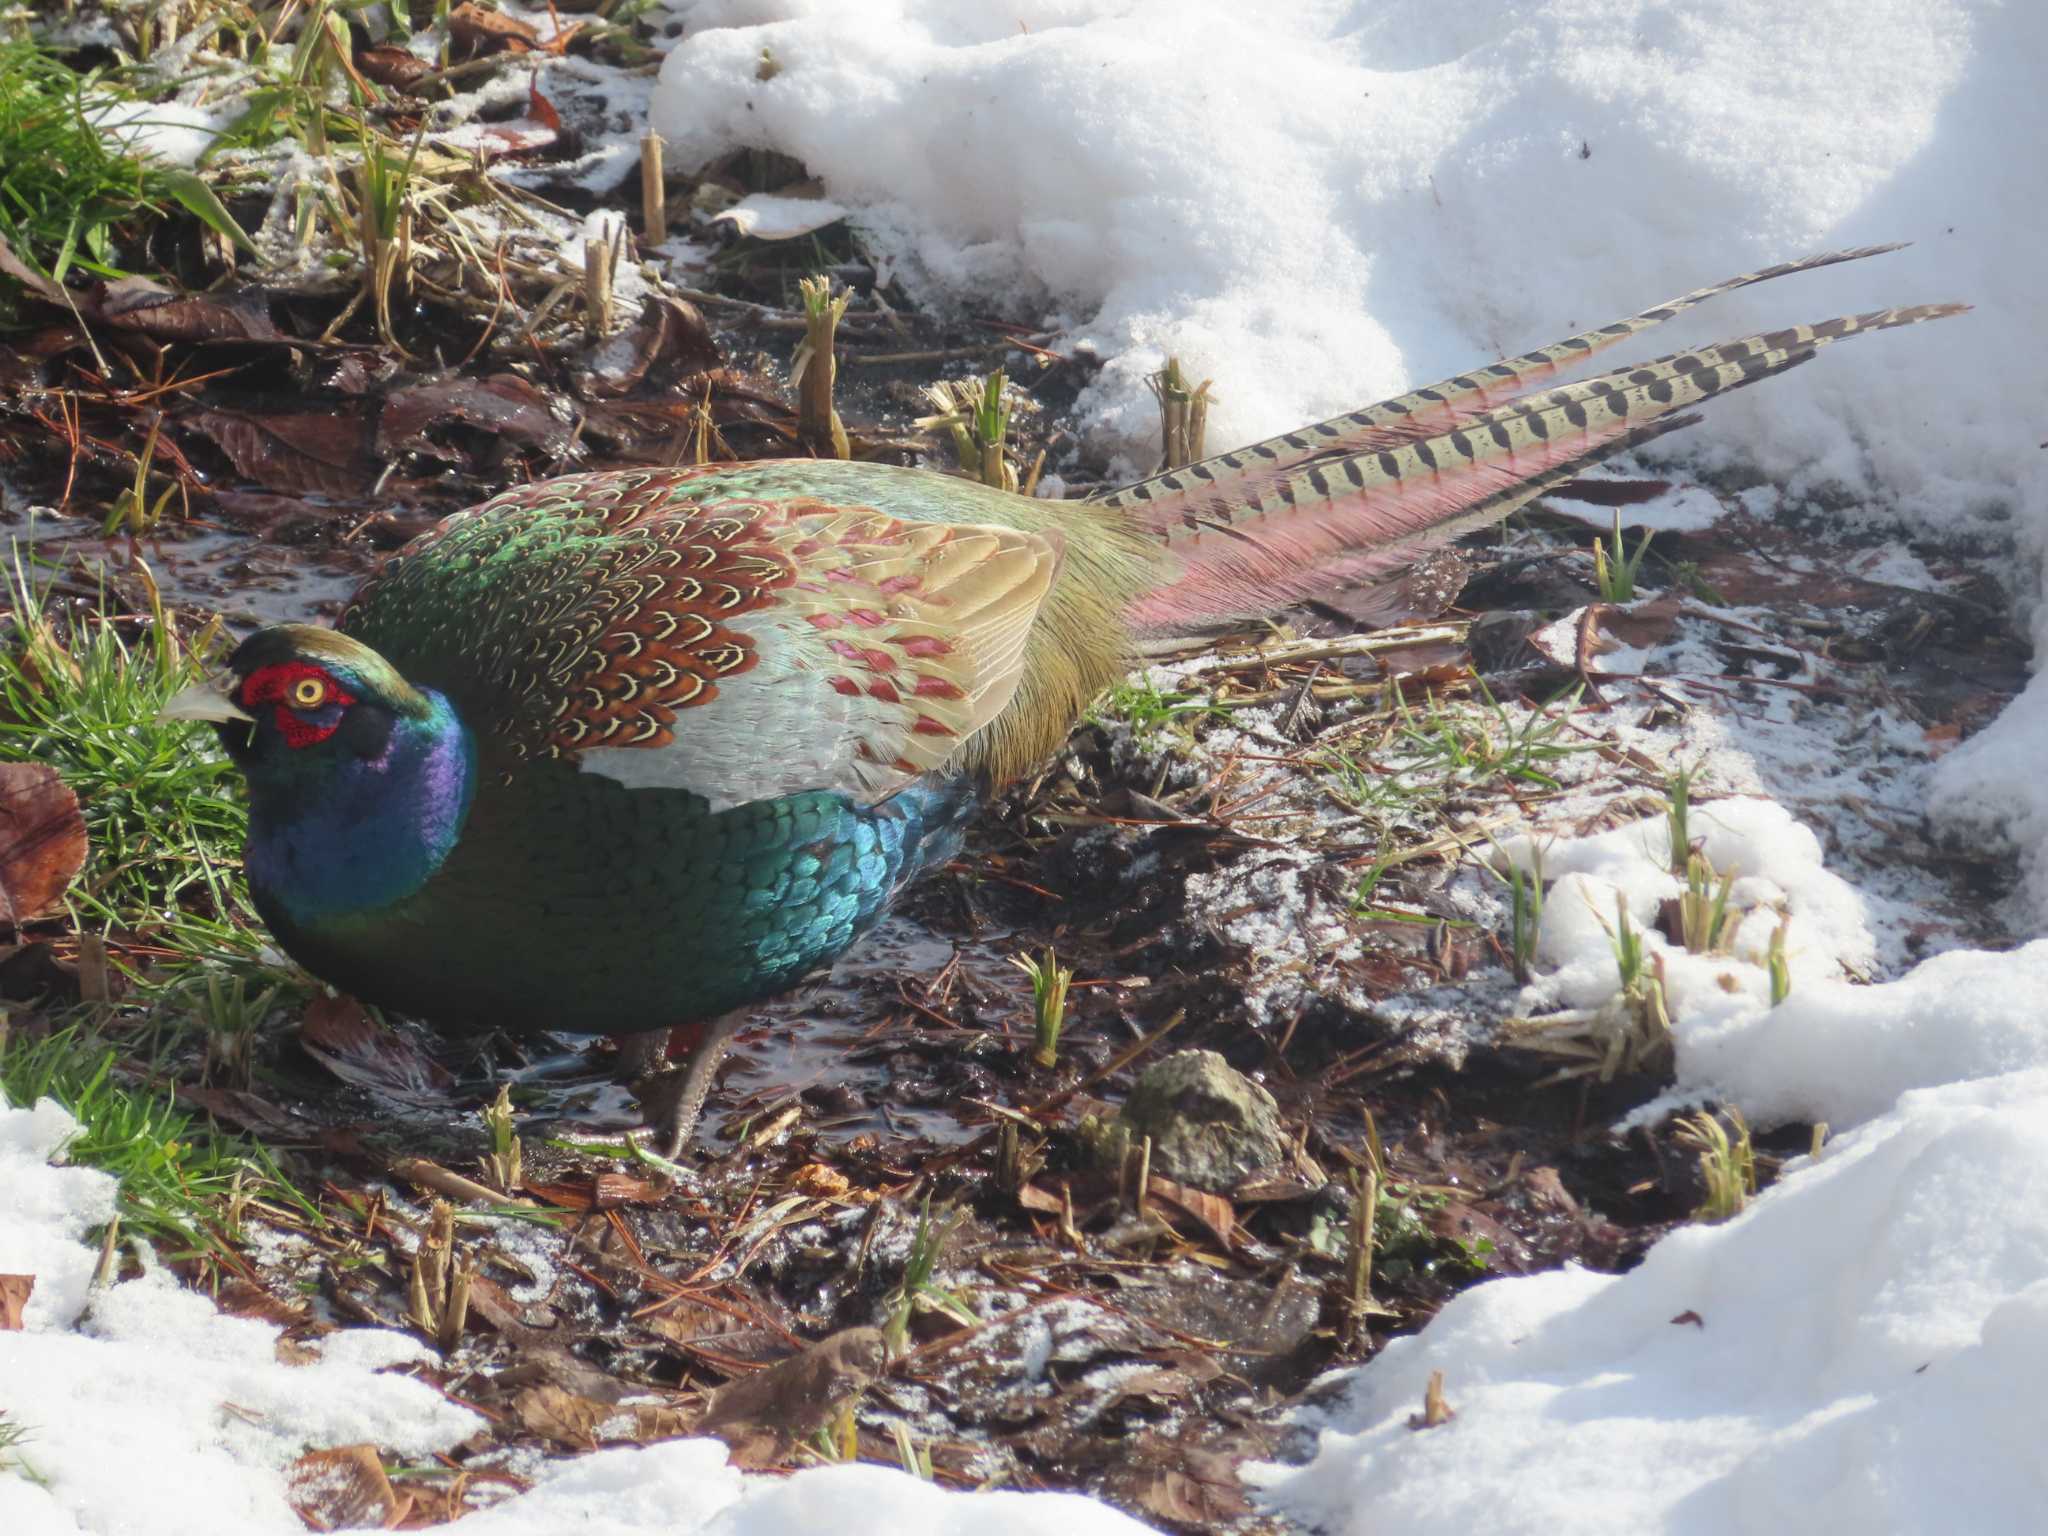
[1,498,370,627]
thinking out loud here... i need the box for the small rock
[1114,1049,1287,1192]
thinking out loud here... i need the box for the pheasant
[163,246,1961,1157]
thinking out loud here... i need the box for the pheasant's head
[161,626,475,919]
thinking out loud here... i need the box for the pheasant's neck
[245,691,475,923]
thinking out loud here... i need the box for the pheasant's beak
[157,677,254,725]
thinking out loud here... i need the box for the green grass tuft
[0,1027,320,1260]
[0,549,248,928]
[0,37,247,292]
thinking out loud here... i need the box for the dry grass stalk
[583,230,617,341]
[1150,356,1214,470]
[1409,1369,1455,1429]
[793,275,851,458]
[640,131,667,244]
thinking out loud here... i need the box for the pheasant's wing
[341,468,1059,810]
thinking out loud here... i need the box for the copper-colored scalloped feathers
[342,468,794,764]
[341,465,1058,790]
[540,516,788,757]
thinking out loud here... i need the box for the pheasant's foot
[631,1008,750,1162]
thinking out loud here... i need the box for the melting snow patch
[1253,1068,2048,1534]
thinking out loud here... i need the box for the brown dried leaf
[447,1,562,55]
[513,1384,610,1448]
[573,297,720,400]
[95,278,282,343]
[284,1444,407,1531]
[355,45,432,92]
[523,1172,671,1210]
[0,1273,32,1330]
[790,1163,852,1200]
[1015,1181,1065,1215]
[697,1326,887,1462]
[187,407,379,498]
[1129,1454,1254,1528]
[0,764,86,928]
[1147,1175,1238,1249]
[376,374,574,463]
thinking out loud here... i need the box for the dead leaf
[1147,1175,1238,1249]
[513,1384,610,1447]
[472,80,564,159]
[1671,1310,1705,1328]
[572,297,720,400]
[698,1326,887,1463]
[356,45,432,92]
[376,374,575,463]
[0,764,86,929]
[790,1163,852,1200]
[284,1444,408,1530]
[176,1085,323,1140]
[1125,1448,1255,1527]
[297,995,456,1105]
[523,1172,671,1210]
[0,1273,32,1329]
[187,406,379,498]
[1016,1181,1065,1215]
[448,2,580,56]
[95,277,282,344]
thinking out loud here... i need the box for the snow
[0,1092,1153,1530]
[0,1094,479,1535]
[1255,1068,2048,1534]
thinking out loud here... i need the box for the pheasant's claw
[628,1008,751,1164]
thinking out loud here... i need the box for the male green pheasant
[163,247,1961,1156]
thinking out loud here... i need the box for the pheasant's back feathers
[340,465,1062,809]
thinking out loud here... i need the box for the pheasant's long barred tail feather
[1124,299,1967,632]
[1101,243,1916,533]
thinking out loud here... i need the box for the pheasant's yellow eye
[290,677,329,709]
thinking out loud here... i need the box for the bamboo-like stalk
[794,274,851,459]
[584,233,615,341]
[1150,356,1214,470]
[640,132,667,244]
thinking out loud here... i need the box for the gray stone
[1114,1049,1287,1192]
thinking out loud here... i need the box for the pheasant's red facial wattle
[237,661,358,749]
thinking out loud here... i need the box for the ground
[0,5,2032,1533]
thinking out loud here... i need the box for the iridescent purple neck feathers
[244,689,474,924]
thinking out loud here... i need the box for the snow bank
[1254,1068,2048,1534]
[0,1094,1152,1533]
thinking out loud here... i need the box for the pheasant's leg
[613,1026,675,1078]
[634,1008,750,1160]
